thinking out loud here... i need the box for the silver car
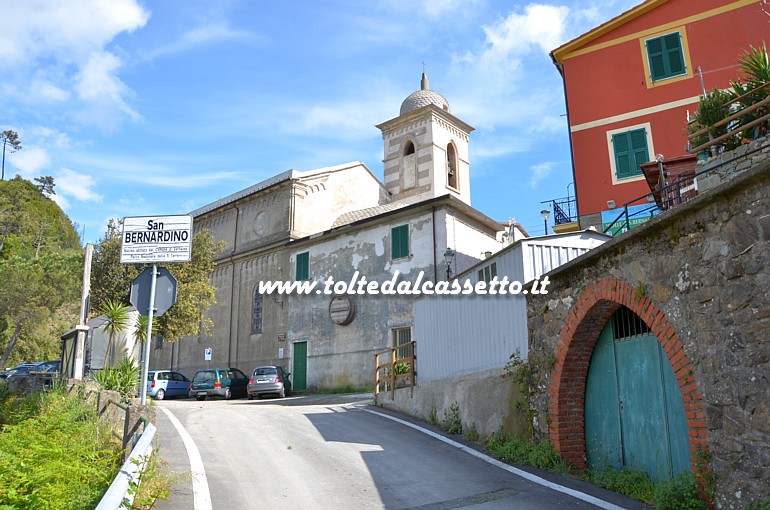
[247,366,292,399]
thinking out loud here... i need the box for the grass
[484,433,568,473]
[0,385,123,509]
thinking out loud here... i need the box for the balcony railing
[541,196,578,225]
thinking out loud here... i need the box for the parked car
[0,363,39,380]
[147,370,190,400]
[247,365,292,399]
[1,360,60,379]
[189,368,248,401]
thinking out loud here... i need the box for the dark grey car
[247,365,292,399]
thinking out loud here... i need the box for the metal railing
[374,341,415,404]
[541,196,578,225]
[604,139,769,234]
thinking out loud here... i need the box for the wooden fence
[374,341,415,404]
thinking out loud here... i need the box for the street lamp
[443,247,455,280]
[540,209,551,235]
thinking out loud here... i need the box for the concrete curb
[96,423,157,510]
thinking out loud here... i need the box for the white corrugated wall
[414,231,607,382]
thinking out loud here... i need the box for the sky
[1,0,640,243]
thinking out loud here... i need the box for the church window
[391,225,409,260]
[296,252,309,281]
[404,141,415,156]
[446,143,458,189]
[252,289,263,334]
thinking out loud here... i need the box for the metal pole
[138,264,158,405]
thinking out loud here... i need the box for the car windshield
[194,371,216,382]
[254,367,277,376]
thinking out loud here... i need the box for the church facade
[149,74,517,390]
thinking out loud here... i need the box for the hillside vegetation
[0,176,83,369]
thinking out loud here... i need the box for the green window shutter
[295,252,309,280]
[613,132,633,179]
[646,33,685,81]
[629,129,650,175]
[391,225,409,259]
[613,129,648,179]
[663,33,685,76]
[646,37,666,80]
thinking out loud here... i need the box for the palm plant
[129,314,149,359]
[729,43,770,140]
[100,300,132,369]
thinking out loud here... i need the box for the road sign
[130,266,178,317]
[121,215,193,264]
[204,348,212,361]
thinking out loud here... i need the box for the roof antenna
[421,61,429,90]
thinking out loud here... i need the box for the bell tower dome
[376,73,474,205]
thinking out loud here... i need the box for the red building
[550,0,767,229]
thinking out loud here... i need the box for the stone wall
[525,139,770,507]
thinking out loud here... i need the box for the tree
[0,251,82,370]
[1,131,22,181]
[34,176,56,197]
[99,300,132,369]
[90,221,225,343]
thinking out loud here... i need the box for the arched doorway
[548,278,707,473]
[584,306,690,481]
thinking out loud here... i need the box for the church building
[149,74,522,390]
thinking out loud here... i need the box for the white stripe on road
[159,406,213,510]
[364,409,628,510]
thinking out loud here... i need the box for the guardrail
[374,341,415,404]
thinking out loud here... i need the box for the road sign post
[138,265,158,406]
[122,214,192,405]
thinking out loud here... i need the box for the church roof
[399,72,450,115]
[331,201,411,228]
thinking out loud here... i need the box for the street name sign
[121,215,193,264]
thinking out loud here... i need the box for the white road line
[159,406,213,510]
[364,409,628,510]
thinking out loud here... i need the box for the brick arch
[548,277,707,471]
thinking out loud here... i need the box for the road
[153,394,648,510]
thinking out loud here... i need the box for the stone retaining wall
[526,140,770,507]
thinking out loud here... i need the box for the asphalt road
[152,393,649,510]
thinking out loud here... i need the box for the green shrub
[442,403,462,435]
[93,356,140,398]
[486,433,567,472]
[586,466,655,504]
[0,388,122,509]
[654,471,708,510]
[746,498,770,510]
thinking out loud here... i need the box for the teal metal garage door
[584,306,690,482]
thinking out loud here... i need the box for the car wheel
[224,387,232,400]
[155,389,165,401]
[196,395,206,401]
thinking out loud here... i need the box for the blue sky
[1,0,639,243]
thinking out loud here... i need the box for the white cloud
[0,0,149,67]
[9,146,50,177]
[29,81,70,103]
[55,168,103,203]
[143,24,258,60]
[50,193,70,210]
[482,4,569,58]
[529,161,555,188]
[0,0,149,127]
[75,52,140,124]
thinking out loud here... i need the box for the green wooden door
[585,308,689,482]
[292,341,307,391]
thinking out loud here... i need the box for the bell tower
[376,73,474,205]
